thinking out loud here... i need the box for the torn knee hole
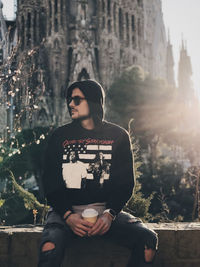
[144,247,156,263]
[42,242,55,252]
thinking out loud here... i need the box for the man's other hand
[87,213,112,236]
[66,213,93,237]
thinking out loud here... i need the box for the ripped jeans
[38,210,158,267]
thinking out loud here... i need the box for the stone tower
[166,31,175,87]
[143,0,168,80]
[178,40,194,106]
[3,0,171,130]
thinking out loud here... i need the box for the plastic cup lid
[82,208,98,217]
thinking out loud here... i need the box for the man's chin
[71,115,92,121]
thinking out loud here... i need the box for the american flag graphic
[62,139,113,183]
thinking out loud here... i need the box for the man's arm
[88,130,135,237]
[42,131,72,218]
[106,130,135,214]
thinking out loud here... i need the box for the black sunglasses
[67,96,87,106]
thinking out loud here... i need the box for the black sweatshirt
[42,120,135,217]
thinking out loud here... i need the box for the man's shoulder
[52,121,74,135]
[47,122,74,141]
[103,121,129,137]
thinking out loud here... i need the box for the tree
[0,127,52,225]
[106,66,176,148]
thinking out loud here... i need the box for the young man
[38,80,158,267]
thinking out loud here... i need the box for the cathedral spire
[178,37,194,106]
[166,29,175,86]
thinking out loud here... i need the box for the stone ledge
[0,223,200,267]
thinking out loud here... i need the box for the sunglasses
[67,96,87,106]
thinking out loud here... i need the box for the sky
[162,0,200,97]
[1,0,200,96]
[1,0,15,20]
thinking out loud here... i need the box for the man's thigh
[40,209,73,251]
[107,212,158,250]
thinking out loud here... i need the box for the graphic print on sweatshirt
[62,138,114,189]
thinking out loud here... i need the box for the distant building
[1,0,175,132]
[0,0,17,139]
[178,40,194,106]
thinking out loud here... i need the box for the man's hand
[88,213,113,236]
[66,213,93,237]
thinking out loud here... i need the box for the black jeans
[38,210,158,267]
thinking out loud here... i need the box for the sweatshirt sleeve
[106,130,135,214]
[42,131,72,217]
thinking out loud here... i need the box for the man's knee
[42,242,55,252]
[144,247,156,263]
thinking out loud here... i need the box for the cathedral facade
[1,0,174,133]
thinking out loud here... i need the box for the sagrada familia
[0,0,194,137]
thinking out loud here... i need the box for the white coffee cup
[82,208,98,224]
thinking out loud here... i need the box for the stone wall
[0,223,200,267]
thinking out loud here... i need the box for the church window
[132,35,136,49]
[49,0,52,18]
[78,68,90,81]
[54,39,60,50]
[55,18,58,32]
[88,0,97,16]
[27,12,31,47]
[39,8,46,41]
[68,0,77,17]
[133,56,137,63]
[55,69,59,79]
[118,8,123,40]
[49,23,52,36]
[94,48,99,73]
[102,16,105,29]
[126,13,130,46]
[60,0,63,26]
[108,39,112,48]
[67,47,73,79]
[108,19,111,33]
[113,3,116,34]
[132,15,135,32]
[33,11,37,45]
[55,0,58,14]
[137,0,143,7]
[102,0,105,13]
[21,16,25,49]
[107,0,111,16]
[138,18,142,36]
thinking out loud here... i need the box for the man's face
[69,151,76,162]
[69,88,90,120]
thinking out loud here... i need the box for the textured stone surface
[1,223,200,267]
[63,237,131,267]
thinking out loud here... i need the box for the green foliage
[138,155,196,222]
[0,170,48,225]
[106,66,176,147]
[107,66,200,222]
[0,127,53,225]
[0,199,5,207]
[124,190,153,221]
[122,119,153,221]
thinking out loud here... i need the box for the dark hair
[66,80,105,125]
[67,150,79,162]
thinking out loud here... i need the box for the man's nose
[69,99,74,107]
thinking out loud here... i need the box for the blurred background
[0,0,200,225]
